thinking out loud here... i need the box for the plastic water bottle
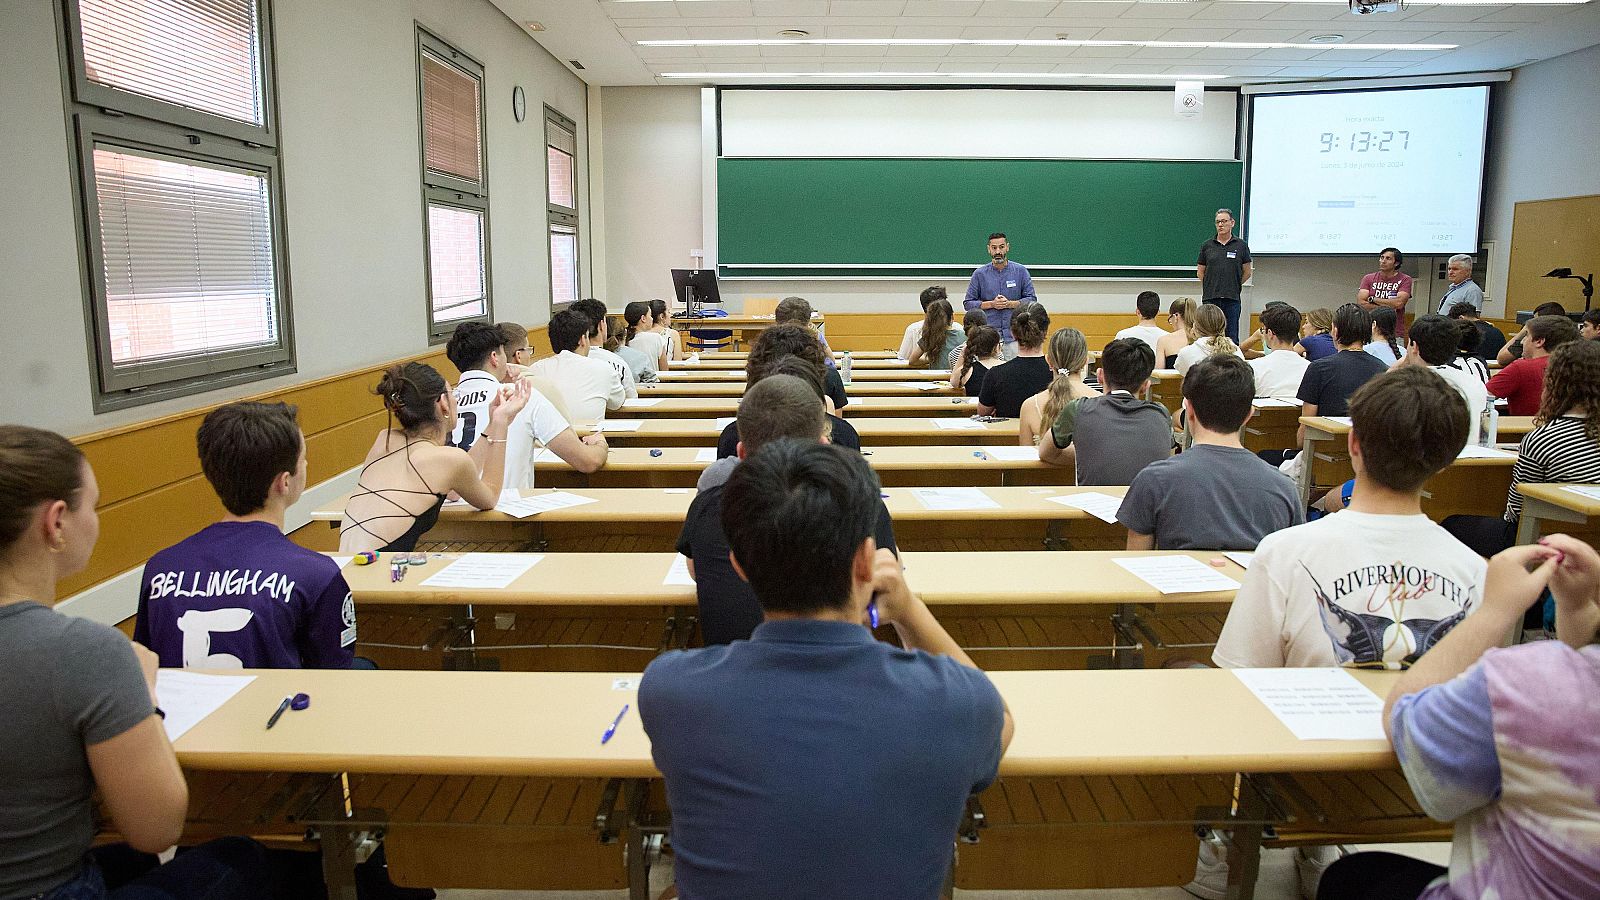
[841,351,853,385]
[1479,396,1499,448]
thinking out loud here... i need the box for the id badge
[1006,281,1017,288]
[1225,251,1237,259]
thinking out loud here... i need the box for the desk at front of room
[622,395,982,418]
[584,416,1020,447]
[637,380,962,398]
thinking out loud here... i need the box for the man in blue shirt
[964,231,1036,359]
[640,441,1013,900]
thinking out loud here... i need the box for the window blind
[428,204,487,322]
[80,0,264,126]
[422,52,483,185]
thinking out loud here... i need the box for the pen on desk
[868,600,879,629]
[266,696,293,730]
[601,704,630,745]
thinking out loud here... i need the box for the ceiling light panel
[638,37,1458,49]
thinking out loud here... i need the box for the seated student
[907,298,964,369]
[978,302,1051,418]
[1115,290,1168,354]
[1039,338,1170,484]
[1394,314,1487,445]
[1248,302,1311,399]
[647,298,686,361]
[340,363,529,553]
[643,440,1013,899]
[493,321,575,424]
[1319,535,1600,900]
[0,426,273,900]
[897,285,948,361]
[715,329,861,458]
[1449,314,1491,384]
[949,324,1004,396]
[1496,300,1565,365]
[571,298,639,402]
[622,301,669,379]
[446,321,516,451]
[607,313,654,383]
[1119,356,1302,551]
[773,295,849,409]
[685,375,895,644]
[527,308,628,422]
[1487,313,1578,416]
[1174,303,1245,376]
[1365,306,1404,367]
[1299,307,1337,361]
[1447,301,1506,364]
[1019,327,1099,447]
[136,403,355,670]
[1443,339,1600,558]
[948,308,989,370]
[1294,303,1388,447]
[1583,308,1600,341]
[1237,300,1285,359]
[1156,296,1197,369]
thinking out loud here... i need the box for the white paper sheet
[1224,551,1255,569]
[663,554,696,586]
[933,418,984,430]
[1253,397,1302,408]
[900,381,940,391]
[663,488,691,494]
[594,420,643,433]
[848,397,868,405]
[1456,445,1516,459]
[1562,484,1600,501]
[495,492,599,519]
[1046,492,1123,524]
[1233,667,1387,741]
[623,398,663,408]
[325,555,354,569]
[533,448,564,464]
[1326,416,1353,426]
[155,670,256,742]
[979,445,1040,462]
[912,487,1000,511]
[1111,556,1242,594]
[694,448,717,463]
[715,417,736,430]
[419,553,543,589]
[917,369,949,376]
[678,357,699,365]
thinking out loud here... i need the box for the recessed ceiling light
[778,29,810,38]
[639,38,1453,52]
[524,21,545,32]
[1308,34,1345,43]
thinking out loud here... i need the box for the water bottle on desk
[841,351,853,385]
[1479,396,1499,448]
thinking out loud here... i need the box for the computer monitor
[671,269,722,317]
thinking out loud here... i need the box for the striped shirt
[1505,416,1600,522]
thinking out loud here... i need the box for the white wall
[0,0,588,436]
[598,86,704,304]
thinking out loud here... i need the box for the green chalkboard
[717,157,1242,280]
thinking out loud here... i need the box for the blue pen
[601,704,630,745]
[868,601,879,629]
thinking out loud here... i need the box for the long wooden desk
[1515,482,1600,545]
[655,368,948,383]
[622,395,981,418]
[586,416,1019,447]
[678,313,822,349]
[701,349,900,361]
[676,356,913,371]
[637,380,961,398]
[529,445,1071,488]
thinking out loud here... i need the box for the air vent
[778,29,810,38]
[569,60,586,70]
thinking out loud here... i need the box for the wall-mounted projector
[1350,0,1403,13]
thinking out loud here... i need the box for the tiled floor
[435,842,1452,900]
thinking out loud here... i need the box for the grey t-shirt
[0,602,152,898]
[1117,444,1305,550]
[1052,392,1173,486]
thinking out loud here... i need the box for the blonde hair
[1193,304,1239,358]
[1305,308,1334,334]
[1169,297,1199,339]
[1039,328,1089,430]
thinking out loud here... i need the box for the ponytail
[1194,304,1238,358]
[917,299,954,366]
[0,426,86,553]
[623,301,650,344]
[1039,328,1089,428]
[959,325,1000,385]
[1169,298,1199,339]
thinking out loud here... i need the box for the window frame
[417,26,492,340]
[544,105,579,309]
[57,0,295,412]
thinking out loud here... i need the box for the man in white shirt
[1114,291,1169,354]
[528,308,628,423]
[572,298,639,401]
[444,322,510,451]
[1247,303,1311,400]
[1394,314,1488,445]
[1436,254,1486,315]
[897,285,948,361]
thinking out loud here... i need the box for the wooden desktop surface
[701,350,900,361]
[583,417,1020,445]
[1518,482,1600,517]
[1301,415,1536,440]
[621,396,981,418]
[679,314,821,329]
[533,445,1058,474]
[637,381,961,398]
[676,357,912,370]
[655,369,948,383]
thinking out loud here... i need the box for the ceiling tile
[751,0,833,14]
[1133,46,1202,58]
[899,0,986,14]
[826,0,911,15]
[1190,2,1281,22]
[822,43,893,54]
[1158,27,1248,41]
[1024,25,1103,39]
[1119,4,1204,20]
[683,24,764,37]
[939,59,999,70]
[1091,24,1170,40]
[602,1,683,19]
[885,43,954,55]
[674,1,756,17]
[960,25,1040,38]
[1252,48,1325,61]
[618,26,694,40]
[975,0,1062,15]
[1073,45,1138,57]
[1049,2,1135,17]
[759,43,830,55]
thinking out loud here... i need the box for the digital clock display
[1319,130,1411,153]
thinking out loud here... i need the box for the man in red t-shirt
[1357,247,1414,340]
[1486,315,1578,415]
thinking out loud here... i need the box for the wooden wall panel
[1507,194,1600,314]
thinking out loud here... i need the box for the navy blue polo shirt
[640,618,1005,900]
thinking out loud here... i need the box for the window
[418,29,490,337]
[61,0,292,408]
[545,106,579,308]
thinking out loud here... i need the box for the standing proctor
[964,232,1036,359]
[1196,208,1252,342]
[1437,253,1486,314]
[1358,247,1414,340]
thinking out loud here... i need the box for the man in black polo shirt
[1197,208,1252,342]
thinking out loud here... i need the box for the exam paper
[156,670,256,742]
[900,382,940,391]
[495,492,599,519]
[623,398,663,408]
[1456,445,1516,460]
[420,553,543,589]
[1253,397,1302,408]
[533,448,564,464]
[1112,556,1242,594]
[1326,416,1353,426]
[326,555,354,569]
[933,418,984,430]
[1233,667,1386,741]
[694,448,717,463]
[1047,492,1123,524]
[979,445,1040,462]
[594,420,643,433]
[715,417,736,430]
[1224,552,1255,569]
[1562,485,1600,501]
[912,487,1000,511]
[917,369,948,376]
[663,554,696,586]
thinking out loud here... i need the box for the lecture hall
[5,1,1600,899]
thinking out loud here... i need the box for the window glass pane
[429,204,486,323]
[94,146,279,366]
[550,226,578,306]
[547,147,575,209]
[422,51,483,185]
[80,0,264,126]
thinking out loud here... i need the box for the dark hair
[1380,247,1404,266]
[747,323,827,387]
[1370,306,1401,359]
[1537,339,1600,444]
[1583,309,1600,329]
[0,426,86,552]
[1333,303,1371,347]
[547,308,590,354]
[918,285,947,310]
[1011,302,1050,349]
[1260,303,1302,345]
[1348,368,1469,492]
[445,321,504,375]
[961,308,987,334]
[958,325,1001,386]
[763,355,827,402]
[1135,291,1161,320]
[1182,355,1255,434]
[917,299,954,366]
[987,232,1007,243]
[571,299,607,339]
[774,296,813,326]
[376,362,448,434]
[623,301,651,343]
[1528,314,1578,353]
[721,440,880,615]
[1098,337,1156,393]
[495,322,529,357]
[1456,317,1482,356]
[1409,314,1460,366]
[649,298,670,324]
[1534,302,1567,318]
[197,402,302,516]
[1446,301,1480,320]
[604,316,627,353]
[737,374,826,454]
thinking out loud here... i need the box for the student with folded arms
[1018,327,1098,447]
[1319,534,1600,899]
[1119,356,1301,551]
[1248,302,1310,399]
[1039,338,1170,484]
[644,439,1012,899]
